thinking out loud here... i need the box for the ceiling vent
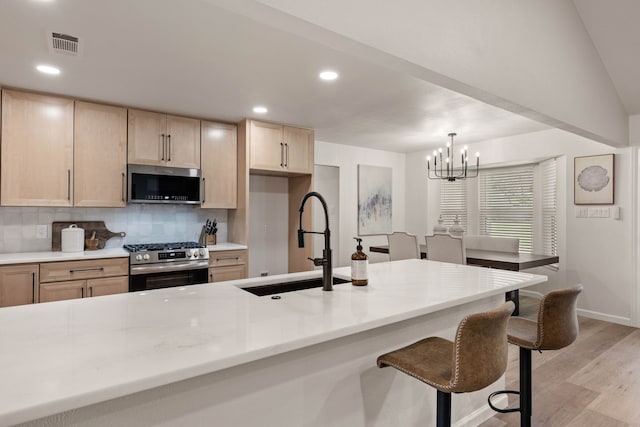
[48,32,81,56]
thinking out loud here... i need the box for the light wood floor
[479,296,640,427]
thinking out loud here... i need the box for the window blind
[440,179,467,231]
[541,158,557,256]
[479,165,534,253]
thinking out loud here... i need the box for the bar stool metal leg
[436,390,451,427]
[520,347,532,427]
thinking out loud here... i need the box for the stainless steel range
[124,242,209,292]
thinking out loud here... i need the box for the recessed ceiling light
[36,64,60,75]
[253,106,268,114]
[319,70,338,81]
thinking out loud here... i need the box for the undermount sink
[240,277,350,297]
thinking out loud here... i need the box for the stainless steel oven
[125,242,209,292]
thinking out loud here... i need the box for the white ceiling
[0,0,633,153]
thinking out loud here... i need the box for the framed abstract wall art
[574,154,614,205]
[357,165,392,235]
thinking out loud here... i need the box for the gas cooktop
[124,242,206,253]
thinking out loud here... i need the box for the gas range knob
[135,254,143,261]
[143,254,150,260]
[189,249,198,258]
[199,248,207,257]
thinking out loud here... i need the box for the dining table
[369,244,559,315]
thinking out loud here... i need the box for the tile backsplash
[0,205,227,253]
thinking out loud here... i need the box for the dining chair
[387,232,420,261]
[425,234,466,264]
[465,235,519,253]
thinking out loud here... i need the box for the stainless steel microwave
[128,164,201,204]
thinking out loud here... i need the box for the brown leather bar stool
[488,285,583,427]
[377,301,514,427]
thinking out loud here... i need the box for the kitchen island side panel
[17,295,503,427]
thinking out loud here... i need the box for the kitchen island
[1,259,546,426]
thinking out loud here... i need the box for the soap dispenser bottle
[351,237,368,286]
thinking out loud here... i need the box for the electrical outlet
[260,271,269,277]
[36,225,48,239]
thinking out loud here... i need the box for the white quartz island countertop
[0,259,546,426]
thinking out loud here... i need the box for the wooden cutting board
[52,221,126,251]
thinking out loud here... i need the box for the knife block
[199,226,217,245]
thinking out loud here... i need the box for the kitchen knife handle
[167,135,171,161]
[280,142,284,167]
[202,177,206,203]
[121,172,126,202]
[161,134,166,160]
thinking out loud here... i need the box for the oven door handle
[130,260,210,275]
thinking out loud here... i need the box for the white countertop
[0,248,129,265]
[0,259,546,426]
[0,242,248,266]
[206,242,248,251]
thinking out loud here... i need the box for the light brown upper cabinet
[201,121,237,208]
[128,109,201,168]
[74,101,127,207]
[249,120,313,175]
[1,89,74,206]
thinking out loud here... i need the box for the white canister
[61,224,85,252]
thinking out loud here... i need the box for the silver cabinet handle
[285,143,289,167]
[280,142,284,167]
[202,177,206,203]
[69,267,104,273]
[121,172,126,202]
[167,134,171,161]
[67,169,71,200]
[161,133,166,160]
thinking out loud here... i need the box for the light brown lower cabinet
[208,250,248,282]
[39,276,128,303]
[0,264,39,307]
[39,258,129,303]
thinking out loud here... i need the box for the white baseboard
[576,308,633,326]
[456,393,507,427]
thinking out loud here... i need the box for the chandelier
[426,133,479,181]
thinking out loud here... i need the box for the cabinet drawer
[208,265,247,283]
[40,258,128,283]
[209,250,247,267]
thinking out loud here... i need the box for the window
[479,165,534,252]
[540,159,557,256]
[440,179,467,231]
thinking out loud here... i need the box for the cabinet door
[1,90,74,206]
[39,280,85,303]
[201,121,237,208]
[209,265,247,283]
[128,109,166,166]
[0,264,38,307]
[166,115,201,168]
[284,126,314,174]
[87,276,128,297]
[74,101,127,207]
[249,121,284,172]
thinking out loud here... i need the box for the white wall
[407,128,636,325]
[315,141,406,267]
[248,175,289,277]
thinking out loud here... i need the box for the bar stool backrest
[536,285,583,350]
[449,301,515,393]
